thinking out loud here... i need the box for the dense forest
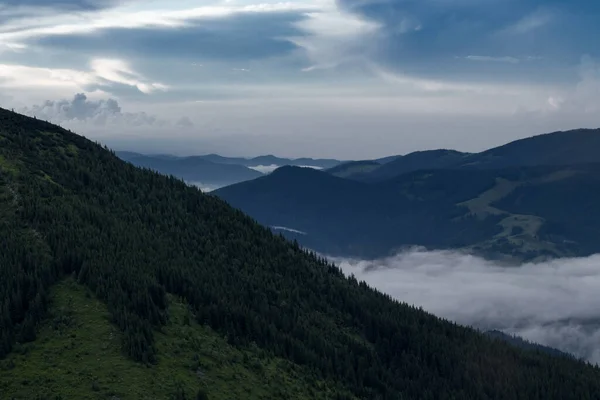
[2,107,600,399]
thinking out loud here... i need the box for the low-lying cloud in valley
[249,165,324,174]
[187,182,224,193]
[330,249,600,364]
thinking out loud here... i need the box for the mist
[330,249,600,364]
[249,165,324,174]
[186,181,224,192]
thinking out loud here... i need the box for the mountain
[358,150,470,182]
[116,151,263,188]
[2,109,600,398]
[327,160,381,179]
[216,162,600,260]
[326,160,381,180]
[188,153,343,169]
[341,129,600,182]
[116,151,344,188]
[374,155,402,164]
[458,129,600,170]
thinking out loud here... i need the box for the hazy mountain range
[117,151,344,190]
[215,129,600,261]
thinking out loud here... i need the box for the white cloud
[367,64,557,115]
[330,249,600,364]
[500,8,554,35]
[289,1,381,72]
[0,58,166,94]
[91,59,168,94]
[271,225,307,235]
[521,55,600,116]
[0,1,319,44]
[186,181,224,192]
[19,92,193,128]
[248,164,280,173]
[0,63,97,90]
[248,164,323,173]
[465,55,520,64]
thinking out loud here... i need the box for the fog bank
[330,249,600,364]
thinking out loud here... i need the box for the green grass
[66,144,79,157]
[0,279,353,400]
[0,154,19,176]
[456,177,564,259]
[458,178,518,219]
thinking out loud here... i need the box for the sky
[332,248,600,365]
[0,0,599,158]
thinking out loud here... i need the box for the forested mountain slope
[216,163,600,260]
[2,108,600,399]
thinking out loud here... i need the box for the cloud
[175,116,194,128]
[500,7,555,35]
[464,55,520,64]
[521,55,600,116]
[186,181,224,193]
[331,0,600,80]
[0,58,166,95]
[290,5,380,72]
[573,55,600,113]
[248,164,281,174]
[0,0,598,160]
[30,10,310,62]
[271,226,307,235]
[0,0,120,10]
[19,92,190,128]
[330,249,600,364]
[248,164,323,173]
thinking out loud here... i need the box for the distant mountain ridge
[170,153,343,169]
[327,160,381,179]
[216,128,600,260]
[116,151,263,187]
[341,129,600,182]
[356,149,469,182]
[116,151,344,189]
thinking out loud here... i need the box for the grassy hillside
[217,164,600,260]
[0,279,345,400]
[2,108,600,399]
